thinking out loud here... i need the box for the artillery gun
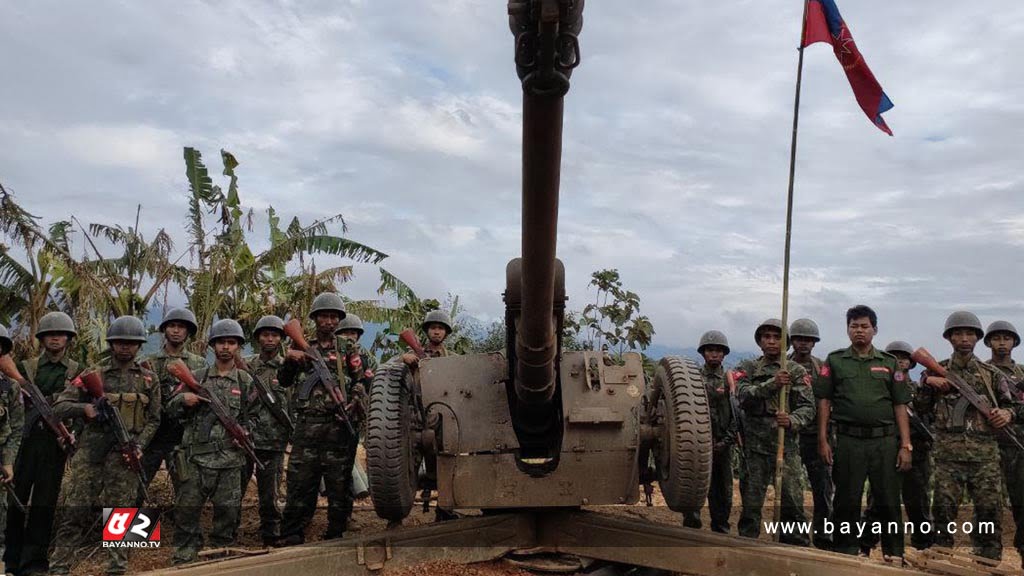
[365,0,711,521]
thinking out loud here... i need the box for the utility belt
[187,439,236,456]
[835,422,896,439]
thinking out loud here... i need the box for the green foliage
[580,268,655,362]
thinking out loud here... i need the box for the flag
[803,0,894,135]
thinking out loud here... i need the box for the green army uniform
[241,353,289,544]
[167,366,252,564]
[735,357,814,546]
[0,373,25,566]
[987,360,1024,560]
[683,364,734,533]
[141,348,207,490]
[819,346,908,557]
[5,355,77,576]
[48,359,160,575]
[791,353,833,550]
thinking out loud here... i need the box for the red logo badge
[731,370,747,380]
[870,366,891,374]
[102,508,161,548]
[803,374,812,386]
[819,365,831,378]
[230,388,241,396]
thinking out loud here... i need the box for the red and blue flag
[803,0,893,135]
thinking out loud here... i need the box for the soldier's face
[41,334,69,354]
[846,317,876,347]
[338,329,360,343]
[894,354,912,372]
[213,337,241,361]
[110,340,140,362]
[258,330,282,354]
[758,329,782,357]
[314,312,341,335]
[947,328,978,354]
[989,333,1016,357]
[426,324,447,345]
[701,346,726,367]
[163,321,189,345]
[791,336,816,356]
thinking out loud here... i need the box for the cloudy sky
[2,1,1023,356]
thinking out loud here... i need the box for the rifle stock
[399,329,426,359]
[0,355,77,454]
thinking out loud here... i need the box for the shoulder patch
[802,374,812,386]
[731,370,747,380]
[819,364,831,378]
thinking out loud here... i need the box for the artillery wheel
[652,355,712,512]
[365,362,423,521]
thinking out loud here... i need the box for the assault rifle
[234,355,294,436]
[166,360,265,470]
[912,347,1024,451]
[0,460,27,514]
[0,355,77,454]
[905,405,935,444]
[338,339,371,420]
[76,371,150,503]
[282,319,356,436]
[726,369,744,449]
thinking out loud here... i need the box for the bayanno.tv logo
[101,508,161,549]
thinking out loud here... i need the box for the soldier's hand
[83,403,98,420]
[1,464,13,484]
[925,376,951,392]
[286,349,307,364]
[774,370,792,388]
[182,392,208,407]
[401,353,419,367]
[988,408,1013,429]
[775,412,792,428]
[896,446,912,471]
[818,439,833,466]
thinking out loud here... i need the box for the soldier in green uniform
[817,305,911,561]
[735,318,814,546]
[276,293,360,545]
[48,316,160,576]
[0,325,25,575]
[4,311,78,576]
[168,319,253,565]
[241,315,290,546]
[683,330,735,533]
[142,308,207,493]
[788,318,833,550]
[983,320,1024,564]
[335,314,376,500]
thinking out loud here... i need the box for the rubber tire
[652,355,713,513]
[365,362,422,521]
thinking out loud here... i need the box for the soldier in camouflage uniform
[735,319,814,546]
[241,315,290,546]
[401,310,453,367]
[5,312,78,576]
[168,319,253,565]
[0,325,25,574]
[48,316,160,576]
[142,308,207,494]
[916,311,1021,561]
[335,314,376,500]
[276,293,360,545]
[683,330,735,533]
[983,320,1024,565]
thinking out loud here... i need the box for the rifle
[912,347,1024,451]
[905,405,935,444]
[338,339,371,420]
[75,371,150,503]
[0,458,27,514]
[282,319,356,436]
[399,329,427,360]
[0,355,77,454]
[166,360,265,470]
[234,355,294,436]
[725,369,745,449]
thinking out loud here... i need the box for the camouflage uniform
[48,359,160,575]
[0,373,25,565]
[141,348,207,491]
[735,357,813,546]
[683,364,734,533]
[988,360,1024,560]
[791,353,833,550]
[916,354,1021,560]
[241,353,289,544]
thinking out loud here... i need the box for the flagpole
[772,0,810,541]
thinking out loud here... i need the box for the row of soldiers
[0,293,455,575]
[689,305,1024,566]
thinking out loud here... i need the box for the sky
[2,1,1023,357]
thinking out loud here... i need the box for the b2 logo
[102,508,161,548]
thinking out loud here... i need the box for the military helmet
[885,340,917,369]
[984,320,1021,348]
[422,310,453,334]
[942,311,984,340]
[158,307,198,336]
[0,323,12,356]
[754,318,784,344]
[697,330,730,355]
[106,316,148,343]
[253,315,285,338]
[789,318,820,342]
[35,311,77,339]
[336,313,365,336]
[308,293,346,320]
[208,319,246,346]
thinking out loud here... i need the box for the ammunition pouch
[106,392,150,434]
[173,449,190,483]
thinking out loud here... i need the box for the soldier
[335,314,376,500]
[4,311,78,576]
[983,320,1024,564]
[683,330,735,533]
[142,308,207,493]
[817,305,911,561]
[788,318,833,550]
[167,319,253,565]
[48,316,160,576]
[0,325,25,575]
[401,310,453,367]
[241,315,290,546]
[276,293,360,545]
[735,318,814,546]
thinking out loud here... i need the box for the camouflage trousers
[242,449,285,542]
[1000,443,1024,560]
[48,451,139,575]
[738,449,809,546]
[683,444,733,533]
[172,460,243,565]
[933,457,1003,560]
[799,432,834,550]
[279,421,358,541]
[0,486,6,565]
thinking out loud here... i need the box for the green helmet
[106,316,148,343]
[309,293,346,320]
[697,330,730,355]
[789,318,820,342]
[208,319,246,346]
[984,320,1021,348]
[885,340,916,369]
[943,311,983,340]
[0,323,12,356]
[36,311,77,339]
[253,315,285,338]
[422,310,453,334]
[159,307,198,336]
[754,318,784,344]
[336,313,365,336]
